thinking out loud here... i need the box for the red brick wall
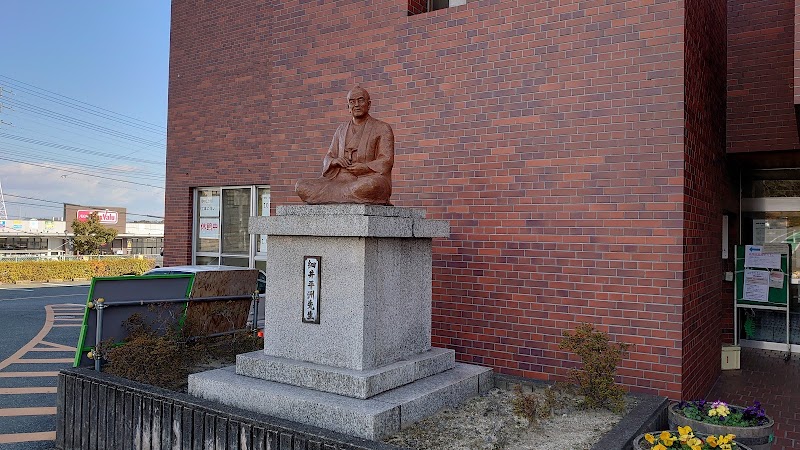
[682,0,734,400]
[165,0,275,265]
[168,0,696,398]
[728,0,799,153]
[795,0,800,105]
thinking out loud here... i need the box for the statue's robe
[296,115,394,205]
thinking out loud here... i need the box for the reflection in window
[408,0,466,15]
[742,169,800,198]
[222,189,251,254]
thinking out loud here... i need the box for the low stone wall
[57,368,668,450]
[56,367,405,450]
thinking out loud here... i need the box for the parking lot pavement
[0,285,88,449]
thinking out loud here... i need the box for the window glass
[222,188,251,254]
[193,185,269,268]
[221,256,249,267]
[0,237,46,250]
[408,0,465,15]
[196,255,219,265]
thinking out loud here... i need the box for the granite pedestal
[189,205,492,440]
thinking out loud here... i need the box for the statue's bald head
[347,86,370,102]
[347,86,371,120]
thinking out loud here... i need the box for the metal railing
[86,292,261,371]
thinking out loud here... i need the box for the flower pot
[633,431,754,450]
[668,402,774,450]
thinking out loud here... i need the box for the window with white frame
[193,185,270,269]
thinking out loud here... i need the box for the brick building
[165,0,798,400]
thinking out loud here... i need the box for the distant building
[0,204,163,257]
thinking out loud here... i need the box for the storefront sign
[77,209,119,224]
[198,218,220,239]
[303,256,321,324]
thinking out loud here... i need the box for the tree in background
[71,212,118,255]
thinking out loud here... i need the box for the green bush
[0,258,155,283]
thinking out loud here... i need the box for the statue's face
[347,89,371,119]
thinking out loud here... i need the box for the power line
[0,74,166,132]
[4,200,61,210]
[4,194,164,219]
[0,132,162,165]
[0,153,165,189]
[2,97,164,147]
[2,83,166,135]
[3,106,166,157]
[1,144,166,181]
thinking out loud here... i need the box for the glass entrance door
[740,170,800,352]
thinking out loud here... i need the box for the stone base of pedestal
[196,205,494,440]
[189,362,493,440]
[236,347,455,399]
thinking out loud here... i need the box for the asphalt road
[0,283,89,450]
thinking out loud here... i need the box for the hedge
[0,259,155,283]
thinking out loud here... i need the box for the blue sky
[0,1,171,221]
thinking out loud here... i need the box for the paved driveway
[0,283,88,449]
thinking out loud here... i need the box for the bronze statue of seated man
[295,86,394,205]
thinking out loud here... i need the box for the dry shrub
[511,384,560,426]
[103,312,263,391]
[559,323,630,413]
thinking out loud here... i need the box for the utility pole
[0,179,8,221]
[0,87,12,221]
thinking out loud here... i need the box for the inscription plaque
[303,256,321,323]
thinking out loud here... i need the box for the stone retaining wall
[57,368,667,450]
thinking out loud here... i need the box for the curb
[591,393,669,450]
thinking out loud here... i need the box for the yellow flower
[645,434,656,444]
[653,444,668,450]
[659,431,676,446]
[678,425,693,436]
[720,444,732,450]
[706,435,718,447]
[687,437,703,448]
[708,409,717,417]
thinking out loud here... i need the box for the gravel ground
[383,386,635,450]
